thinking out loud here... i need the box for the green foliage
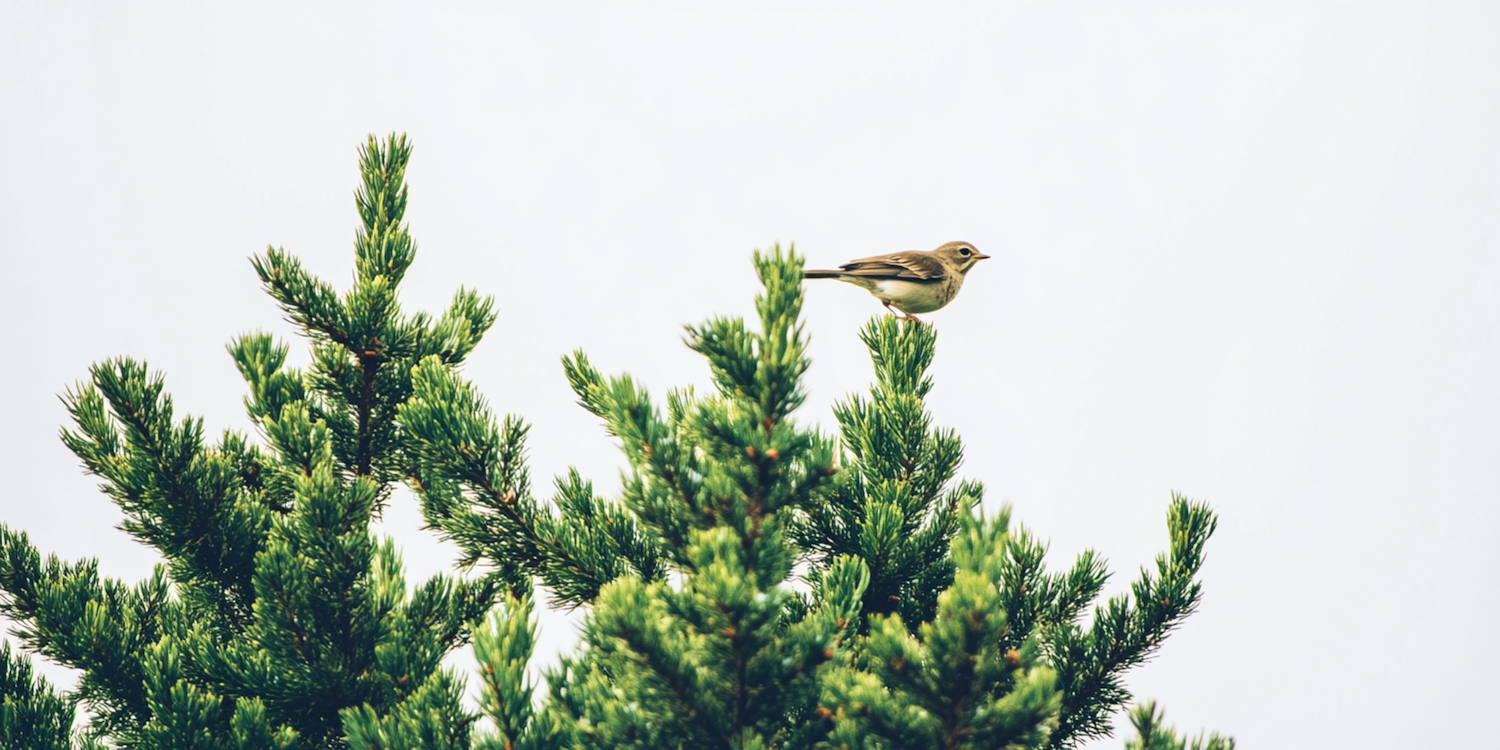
[0,525,172,740]
[0,640,75,750]
[0,134,499,748]
[793,317,974,629]
[818,508,1061,749]
[535,246,863,749]
[436,248,1233,750]
[1043,497,1219,749]
[1124,702,1234,750]
[788,316,1222,749]
[245,133,498,498]
[467,591,556,750]
[0,135,1233,750]
[341,669,472,750]
[400,358,664,607]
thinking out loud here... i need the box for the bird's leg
[881,300,924,324]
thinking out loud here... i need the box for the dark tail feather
[803,270,843,279]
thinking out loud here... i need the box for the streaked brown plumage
[804,241,991,322]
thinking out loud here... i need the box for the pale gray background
[3,2,1497,747]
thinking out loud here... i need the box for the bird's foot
[882,301,924,324]
[889,307,924,324]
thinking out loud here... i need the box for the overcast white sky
[3,2,1498,747]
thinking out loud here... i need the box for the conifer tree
[0,134,503,748]
[0,135,1232,750]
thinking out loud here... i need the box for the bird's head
[933,241,990,274]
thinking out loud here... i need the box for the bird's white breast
[872,278,949,314]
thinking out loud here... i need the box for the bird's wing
[836,252,947,280]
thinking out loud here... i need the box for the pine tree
[0,135,1231,749]
[0,134,502,749]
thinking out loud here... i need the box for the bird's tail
[803,270,844,279]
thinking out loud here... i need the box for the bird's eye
[959,247,972,256]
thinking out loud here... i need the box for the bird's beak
[975,253,992,260]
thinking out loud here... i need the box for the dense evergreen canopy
[0,136,1230,750]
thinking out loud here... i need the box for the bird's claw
[882,301,923,325]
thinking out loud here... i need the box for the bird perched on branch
[804,241,991,323]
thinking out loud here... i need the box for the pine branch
[562,355,701,559]
[1046,495,1219,749]
[61,360,270,631]
[793,316,973,632]
[0,526,170,740]
[250,248,351,348]
[402,358,650,607]
[1124,702,1235,750]
[247,133,478,501]
[0,640,76,750]
[471,591,539,749]
[819,509,1061,750]
[544,246,851,749]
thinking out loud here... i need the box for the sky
[2,2,1498,747]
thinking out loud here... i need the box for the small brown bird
[804,241,991,323]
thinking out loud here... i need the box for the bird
[803,241,991,323]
